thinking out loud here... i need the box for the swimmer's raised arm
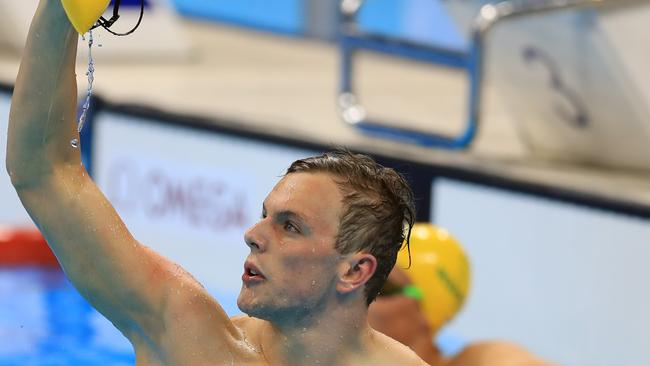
[6,0,240,359]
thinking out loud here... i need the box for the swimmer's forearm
[7,0,80,188]
[5,1,239,347]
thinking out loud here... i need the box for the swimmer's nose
[244,223,266,252]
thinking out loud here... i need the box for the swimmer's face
[237,172,345,320]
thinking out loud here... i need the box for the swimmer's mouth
[243,261,266,283]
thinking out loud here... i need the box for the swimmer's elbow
[5,144,45,191]
[9,162,82,198]
[4,157,11,186]
[6,165,35,193]
[6,163,52,192]
[5,143,18,187]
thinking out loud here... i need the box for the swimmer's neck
[260,301,372,365]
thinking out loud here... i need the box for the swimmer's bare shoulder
[447,341,556,366]
[366,329,429,366]
[220,317,427,366]
[127,267,263,365]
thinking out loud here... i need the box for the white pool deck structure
[1,19,649,211]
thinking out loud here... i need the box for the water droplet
[77,29,96,134]
[70,139,79,148]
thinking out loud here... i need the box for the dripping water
[76,30,96,138]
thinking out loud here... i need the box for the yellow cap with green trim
[60,0,111,34]
[396,223,471,333]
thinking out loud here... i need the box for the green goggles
[378,282,424,301]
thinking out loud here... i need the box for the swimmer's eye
[284,221,300,234]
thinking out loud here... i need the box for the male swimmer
[369,268,554,366]
[6,1,427,365]
[368,224,553,366]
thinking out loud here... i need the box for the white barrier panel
[92,111,317,315]
[0,91,34,227]
[432,178,650,366]
[447,2,650,170]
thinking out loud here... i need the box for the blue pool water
[0,268,245,365]
[0,268,466,365]
[0,268,134,365]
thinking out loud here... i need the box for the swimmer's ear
[336,253,377,295]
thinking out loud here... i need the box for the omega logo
[104,158,249,232]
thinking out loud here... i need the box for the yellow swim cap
[61,0,111,34]
[396,223,471,333]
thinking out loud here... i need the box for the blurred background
[1,0,650,365]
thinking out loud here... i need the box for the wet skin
[237,172,344,323]
[229,172,425,365]
[127,173,428,365]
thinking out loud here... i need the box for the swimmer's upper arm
[16,171,241,345]
[6,0,242,356]
[7,0,239,351]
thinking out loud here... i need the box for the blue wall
[170,0,465,49]
[172,0,304,35]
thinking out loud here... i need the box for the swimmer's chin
[236,298,270,320]
[237,292,278,321]
[237,290,259,315]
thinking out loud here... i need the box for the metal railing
[338,0,624,149]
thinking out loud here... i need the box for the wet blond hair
[287,150,415,305]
